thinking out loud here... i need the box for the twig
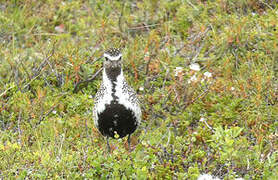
[231,49,239,69]
[19,58,31,80]
[17,110,22,144]
[85,56,103,64]
[82,118,89,169]
[128,23,160,30]
[13,64,22,92]
[32,33,65,36]
[188,89,208,106]
[57,133,65,162]
[33,41,56,77]
[186,0,199,11]
[173,44,186,56]
[162,88,173,109]
[145,53,157,76]
[118,1,125,33]
[166,128,171,147]
[22,42,56,90]
[200,118,215,132]
[192,42,205,62]
[35,104,59,127]
[44,52,64,87]
[259,0,273,10]
[186,81,214,107]
[73,67,103,93]
[0,85,15,98]
[162,69,169,89]
[191,28,210,62]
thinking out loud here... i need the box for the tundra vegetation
[0,0,277,179]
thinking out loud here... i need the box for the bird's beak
[111,60,120,68]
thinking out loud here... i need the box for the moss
[0,0,277,178]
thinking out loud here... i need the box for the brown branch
[186,80,214,107]
[118,1,125,33]
[35,104,59,128]
[22,42,56,90]
[0,85,15,98]
[73,67,103,93]
[128,23,160,30]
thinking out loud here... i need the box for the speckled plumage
[104,48,121,57]
[93,48,141,150]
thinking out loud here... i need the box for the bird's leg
[106,136,111,153]
[127,134,131,152]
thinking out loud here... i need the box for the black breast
[97,100,137,138]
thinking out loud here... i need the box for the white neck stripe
[104,53,122,61]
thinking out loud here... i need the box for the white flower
[174,67,183,77]
[139,87,144,91]
[88,95,93,99]
[189,63,200,71]
[204,71,212,78]
[198,174,220,180]
[55,24,65,33]
[187,74,197,83]
[231,87,235,91]
[34,52,43,59]
[144,51,150,57]
[200,117,206,122]
[52,110,57,114]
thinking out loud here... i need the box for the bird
[93,48,141,152]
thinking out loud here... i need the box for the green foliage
[0,0,277,179]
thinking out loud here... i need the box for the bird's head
[103,48,122,70]
[103,48,122,81]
